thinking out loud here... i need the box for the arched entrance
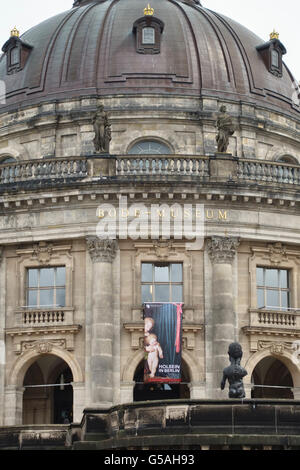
[133,358,190,401]
[251,356,294,399]
[23,354,73,424]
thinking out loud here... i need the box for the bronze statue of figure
[92,105,111,154]
[221,342,247,399]
[216,105,235,153]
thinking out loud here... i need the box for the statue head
[220,105,227,113]
[228,342,243,360]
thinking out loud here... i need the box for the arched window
[128,140,172,155]
[0,156,16,164]
[277,155,299,165]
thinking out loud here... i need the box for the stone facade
[1,0,300,444]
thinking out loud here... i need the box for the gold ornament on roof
[10,26,20,38]
[144,4,154,16]
[270,29,279,40]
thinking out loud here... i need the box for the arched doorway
[23,354,73,424]
[133,359,190,401]
[251,356,294,399]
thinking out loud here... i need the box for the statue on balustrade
[216,105,235,153]
[221,342,248,398]
[92,105,111,154]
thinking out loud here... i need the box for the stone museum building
[1,0,300,450]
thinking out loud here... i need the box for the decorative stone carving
[32,242,53,265]
[257,340,293,356]
[267,242,288,265]
[92,105,111,154]
[207,236,240,265]
[86,236,118,263]
[216,105,235,153]
[22,339,66,355]
[153,240,176,260]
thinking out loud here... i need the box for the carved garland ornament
[207,236,240,265]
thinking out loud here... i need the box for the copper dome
[0,0,299,115]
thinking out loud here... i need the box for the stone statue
[221,342,247,399]
[92,105,111,154]
[216,105,235,153]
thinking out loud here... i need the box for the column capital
[207,236,240,265]
[86,237,118,263]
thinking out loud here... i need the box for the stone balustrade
[238,159,300,185]
[249,308,300,329]
[116,155,210,177]
[15,308,74,327]
[1,155,300,188]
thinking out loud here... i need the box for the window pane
[141,263,153,282]
[142,27,155,45]
[142,285,152,303]
[28,269,38,288]
[266,290,279,309]
[281,291,289,309]
[155,285,170,302]
[40,268,54,287]
[256,267,264,286]
[172,285,183,303]
[271,50,279,67]
[10,47,19,65]
[56,288,66,307]
[39,289,54,306]
[280,270,288,289]
[171,264,183,283]
[154,265,169,282]
[257,288,265,308]
[56,267,66,286]
[265,269,279,288]
[28,290,37,307]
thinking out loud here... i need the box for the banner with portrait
[143,302,183,383]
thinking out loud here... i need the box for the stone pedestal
[88,155,116,178]
[207,237,240,398]
[209,153,239,182]
[86,237,118,406]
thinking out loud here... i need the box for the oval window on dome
[128,140,171,155]
[142,27,155,45]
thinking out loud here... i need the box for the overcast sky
[1,0,299,80]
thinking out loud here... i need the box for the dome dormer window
[256,30,286,78]
[1,27,32,75]
[133,5,164,54]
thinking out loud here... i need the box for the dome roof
[0,0,299,116]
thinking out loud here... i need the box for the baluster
[283,166,289,184]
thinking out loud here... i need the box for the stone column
[86,237,118,407]
[4,386,24,426]
[207,236,240,398]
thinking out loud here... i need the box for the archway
[133,358,190,401]
[251,356,294,399]
[22,354,73,424]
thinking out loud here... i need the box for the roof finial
[10,26,20,38]
[270,29,279,40]
[144,4,154,16]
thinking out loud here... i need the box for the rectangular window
[26,267,66,308]
[142,27,155,45]
[256,267,290,310]
[141,262,183,303]
[271,49,279,68]
[10,47,19,66]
